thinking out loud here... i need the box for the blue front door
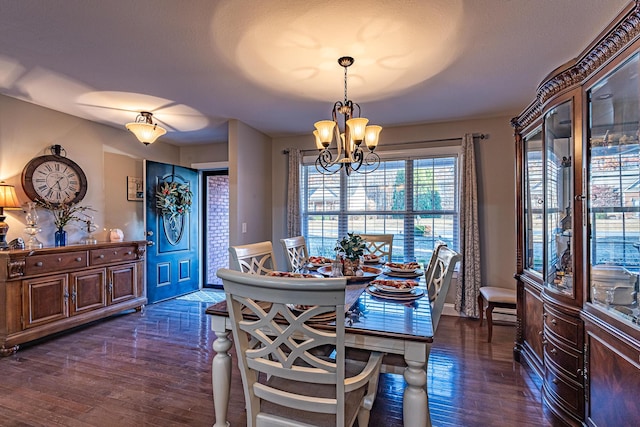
[145,160,199,303]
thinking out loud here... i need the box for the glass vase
[343,258,360,276]
[54,227,67,247]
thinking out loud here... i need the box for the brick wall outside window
[206,175,229,286]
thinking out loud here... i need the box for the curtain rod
[282,133,488,155]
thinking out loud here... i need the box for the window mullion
[404,160,415,261]
[338,168,348,237]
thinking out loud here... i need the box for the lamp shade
[313,131,325,150]
[314,120,336,144]
[0,182,21,210]
[364,125,382,150]
[126,122,167,145]
[346,117,369,143]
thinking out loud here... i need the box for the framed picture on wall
[127,176,143,201]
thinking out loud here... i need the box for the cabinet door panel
[22,274,68,328]
[524,285,544,361]
[587,331,640,426]
[70,268,106,315]
[109,264,136,304]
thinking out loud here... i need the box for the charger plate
[366,286,425,301]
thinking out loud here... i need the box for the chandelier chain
[344,65,348,105]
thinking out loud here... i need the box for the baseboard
[442,302,516,323]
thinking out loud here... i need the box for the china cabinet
[0,241,147,355]
[512,2,640,425]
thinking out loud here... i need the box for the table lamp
[0,182,22,250]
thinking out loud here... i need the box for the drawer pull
[550,348,557,355]
[552,378,559,385]
[57,258,62,262]
[76,257,82,262]
[542,340,548,346]
[126,251,132,255]
[550,318,557,325]
[99,254,105,259]
[113,251,118,255]
[36,261,43,267]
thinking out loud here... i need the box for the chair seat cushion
[479,287,516,304]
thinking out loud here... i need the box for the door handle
[146,231,154,237]
[147,240,155,246]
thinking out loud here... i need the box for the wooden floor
[0,295,556,427]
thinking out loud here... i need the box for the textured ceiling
[0,0,631,145]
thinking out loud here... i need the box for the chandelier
[125,112,167,145]
[313,57,381,175]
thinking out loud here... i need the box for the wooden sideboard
[0,241,147,355]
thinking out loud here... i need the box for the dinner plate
[387,266,418,273]
[308,257,332,267]
[267,271,319,278]
[383,269,424,278]
[366,286,425,301]
[317,266,382,282]
[370,279,418,293]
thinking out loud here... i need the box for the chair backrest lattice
[424,243,461,331]
[229,241,277,275]
[359,234,393,262]
[280,236,309,272]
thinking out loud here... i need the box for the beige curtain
[455,134,482,317]
[286,148,302,237]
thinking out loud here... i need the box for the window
[300,148,461,263]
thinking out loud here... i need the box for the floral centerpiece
[335,232,366,276]
[156,181,193,220]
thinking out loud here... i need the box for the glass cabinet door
[544,101,573,295]
[587,52,640,327]
[524,128,544,274]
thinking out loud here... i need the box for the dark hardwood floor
[0,295,555,426]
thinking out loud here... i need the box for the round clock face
[22,155,88,206]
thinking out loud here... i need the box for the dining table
[205,265,435,427]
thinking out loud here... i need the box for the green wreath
[156,181,193,219]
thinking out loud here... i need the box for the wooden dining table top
[205,268,435,343]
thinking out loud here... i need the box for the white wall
[271,115,518,299]
[228,119,272,247]
[0,94,179,246]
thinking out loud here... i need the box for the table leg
[403,358,430,427]
[212,330,232,427]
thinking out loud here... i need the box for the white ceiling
[0,0,631,146]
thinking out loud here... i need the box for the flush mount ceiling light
[125,112,167,145]
[313,56,381,175]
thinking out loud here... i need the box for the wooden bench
[478,286,517,343]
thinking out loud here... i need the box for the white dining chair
[424,244,462,331]
[229,241,277,275]
[359,234,393,262]
[217,268,383,427]
[279,236,309,272]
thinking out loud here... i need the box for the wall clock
[21,145,88,206]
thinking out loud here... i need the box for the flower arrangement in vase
[335,232,366,276]
[37,201,94,246]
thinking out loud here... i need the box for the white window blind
[300,148,460,263]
